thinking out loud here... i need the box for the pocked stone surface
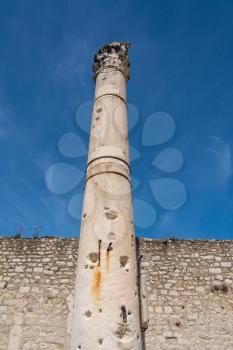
[70,41,142,350]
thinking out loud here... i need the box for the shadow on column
[136,237,146,350]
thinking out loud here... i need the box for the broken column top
[93,42,130,81]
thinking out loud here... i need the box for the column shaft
[70,42,142,350]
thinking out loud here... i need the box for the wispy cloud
[0,107,8,138]
[35,151,54,173]
[52,40,92,87]
[208,135,232,185]
[0,106,17,139]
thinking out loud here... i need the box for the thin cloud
[0,107,17,139]
[208,135,232,185]
[52,40,92,86]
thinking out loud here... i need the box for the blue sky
[0,0,233,239]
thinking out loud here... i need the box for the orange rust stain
[91,266,102,299]
[106,250,110,271]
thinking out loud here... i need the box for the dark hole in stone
[85,310,92,318]
[96,108,102,113]
[121,305,127,323]
[211,284,229,293]
[221,284,229,293]
[89,252,99,263]
[120,256,129,268]
[107,242,113,252]
[98,240,102,266]
[98,338,103,345]
[166,336,177,340]
[115,323,130,339]
[108,232,116,240]
[105,210,118,220]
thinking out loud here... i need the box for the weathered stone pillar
[70,42,142,350]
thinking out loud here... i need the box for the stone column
[70,42,142,350]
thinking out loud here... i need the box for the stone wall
[0,237,232,350]
[139,239,233,350]
[0,238,78,350]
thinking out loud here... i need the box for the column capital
[93,42,130,81]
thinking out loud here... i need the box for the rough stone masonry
[0,237,232,350]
